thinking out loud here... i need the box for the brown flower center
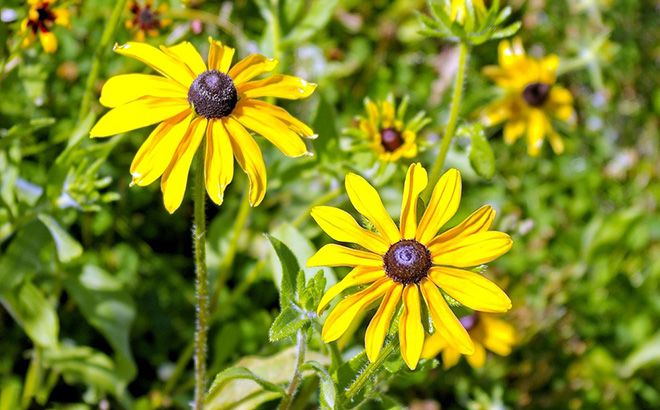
[28,4,56,34]
[383,240,431,284]
[380,127,403,152]
[131,2,161,30]
[188,70,238,119]
[522,82,551,107]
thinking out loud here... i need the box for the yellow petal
[223,117,267,206]
[318,266,385,314]
[99,74,187,108]
[420,278,474,354]
[240,100,314,137]
[503,119,526,144]
[307,244,383,268]
[204,119,234,205]
[427,266,512,313]
[428,205,494,246]
[207,37,235,73]
[465,342,486,368]
[160,41,207,76]
[526,109,547,157]
[228,54,278,85]
[345,173,401,244]
[130,110,193,186]
[113,42,195,87]
[321,278,392,342]
[364,283,402,362]
[481,98,512,126]
[441,346,462,369]
[160,117,207,213]
[38,31,57,53]
[90,98,190,137]
[430,231,512,267]
[416,168,461,245]
[237,74,317,100]
[480,315,516,356]
[548,86,573,105]
[547,128,565,155]
[311,206,389,255]
[400,163,428,239]
[421,330,447,359]
[399,285,425,370]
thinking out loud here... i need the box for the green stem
[277,330,306,410]
[344,339,398,401]
[424,42,469,202]
[292,186,342,228]
[77,0,128,121]
[193,150,210,410]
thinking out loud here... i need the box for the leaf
[269,306,307,342]
[467,124,496,179]
[37,214,83,263]
[265,234,300,306]
[301,361,337,410]
[300,270,327,312]
[621,331,660,377]
[312,94,340,164]
[206,367,286,400]
[0,377,21,410]
[0,221,50,293]
[282,0,340,46]
[0,281,58,348]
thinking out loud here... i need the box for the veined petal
[416,168,461,245]
[307,244,383,268]
[428,266,511,313]
[399,285,425,370]
[345,173,401,244]
[130,110,193,186]
[365,283,402,362]
[465,342,486,368]
[237,74,317,100]
[318,266,385,314]
[311,206,390,255]
[228,54,278,85]
[204,119,234,205]
[90,97,190,137]
[430,231,513,268]
[420,279,474,354]
[223,117,267,206]
[113,42,195,87]
[207,37,235,73]
[429,205,495,246]
[160,117,207,213]
[400,163,428,239]
[321,278,392,342]
[480,315,516,356]
[160,42,207,76]
[240,99,314,137]
[99,74,187,108]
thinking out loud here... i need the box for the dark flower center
[29,5,56,34]
[383,240,431,284]
[380,127,404,152]
[459,314,479,331]
[188,70,238,119]
[522,82,551,107]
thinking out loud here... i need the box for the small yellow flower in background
[90,38,317,213]
[353,96,430,163]
[126,0,171,41]
[20,0,70,54]
[448,0,486,24]
[481,38,575,156]
[307,163,513,370]
[422,312,516,369]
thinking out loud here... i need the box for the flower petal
[526,109,547,156]
[441,346,462,369]
[480,315,516,356]
[428,266,511,313]
[420,278,474,355]
[399,285,425,369]
[428,205,494,246]
[38,31,57,53]
[90,97,190,137]
[465,342,486,368]
[99,74,187,108]
[503,119,526,144]
[400,163,428,239]
[160,42,207,76]
[430,231,512,267]
[241,100,314,137]
[223,117,267,206]
[421,330,447,359]
[317,266,385,314]
[207,37,235,73]
[204,119,234,205]
[416,168,462,245]
[237,74,317,100]
[365,283,402,362]
[113,42,195,87]
[311,206,390,255]
[307,244,383,268]
[345,173,401,244]
[228,54,278,85]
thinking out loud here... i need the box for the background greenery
[0,0,658,409]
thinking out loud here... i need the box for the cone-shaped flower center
[384,239,431,284]
[522,82,550,107]
[459,314,479,331]
[380,127,404,152]
[188,70,238,119]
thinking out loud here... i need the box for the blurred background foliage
[0,0,658,409]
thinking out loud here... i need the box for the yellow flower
[481,38,575,156]
[421,312,516,369]
[355,97,429,162]
[307,163,513,370]
[90,38,317,213]
[125,0,171,41]
[448,0,486,24]
[20,0,70,54]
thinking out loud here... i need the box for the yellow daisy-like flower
[20,0,70,54]
[356,97,429,162]
[481,38,575,156]
[126,0,171,41]
[90,38,317,213]
[307,163,513,370]
[421,312,516,369]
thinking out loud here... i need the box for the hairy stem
[277,330,307,410]
[344,339,398,402]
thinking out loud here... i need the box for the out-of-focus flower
[20,0,70,53]
[90,38,317,213]
[448,0,486,24]
[422,312,516,369]
[480,38,576,156]
[308,164,513,370]
[125,0,171,41]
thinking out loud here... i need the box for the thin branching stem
[278,330,307,410]
[344,339,399,402]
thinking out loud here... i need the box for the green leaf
[300,270,326,312]
[312,94,341,165]
[490,21,522,40]
[269,306,307,342]
[0,377,21,410]
[301,361,336,410]
[207,367,286,400]
[37,214,83,263]
[265,234,300,306]
[0,221,50,293]
[467,124,496,179]
[0,281,58,348]
[621,331,660,377]
[282,0,340,46]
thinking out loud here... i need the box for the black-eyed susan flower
[126,0,171,41]
[90,38,316,213]
[352,96,429,163]
[481,38,575,156]
[20,0,70,54]
[421,312,516,369]
[307,163,513,370]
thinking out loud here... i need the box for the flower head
[481,38,575,156]
[20,0,70,53]
[90,38,317,213]
[308,163,513,369]
[125,0,170,41]
[421,312,516,369]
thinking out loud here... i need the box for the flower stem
[292,186,342,228]
[193,149,209,410]
[424,42,469,201]
[277,330,307,410]
[344,339,398,402]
